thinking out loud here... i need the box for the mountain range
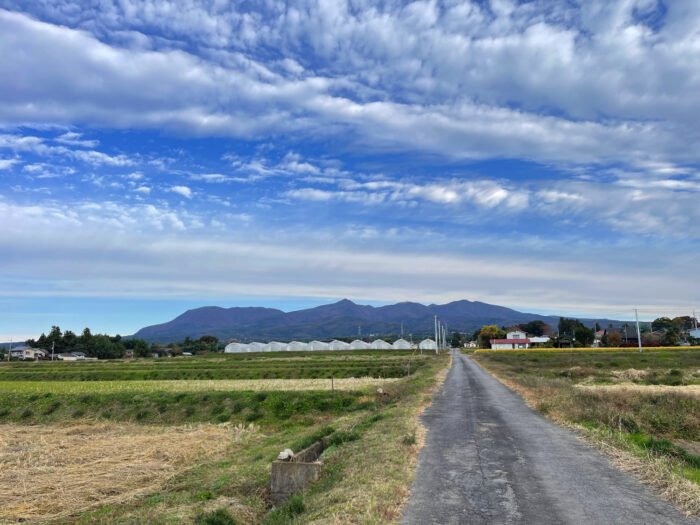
[130,299,622,344]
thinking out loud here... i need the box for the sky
[1,0,699,340]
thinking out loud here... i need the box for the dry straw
[0,422,251,523]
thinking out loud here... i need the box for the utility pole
[51,341,55,361]
[7,339,11,361]
[634,308,643,353]
[434,316,439,355]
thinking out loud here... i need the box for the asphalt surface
[401,350,698,525]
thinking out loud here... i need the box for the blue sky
[1,0,699,340]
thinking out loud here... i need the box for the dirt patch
[576,384,700,397]
[0,422,250,523]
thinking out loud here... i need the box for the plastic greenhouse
[224,343,249,353]
[329,340,350,350]
[370,339,392,350]
[308,340,330,351]
[392,338,412,350]
[349,339,371,350]
[248,342,267,353]
[287,341,309,351]
[418,338,437,351]
[267,341,287,352]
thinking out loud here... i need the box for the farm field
[0,350,424,381]
[0,350,449,524]
[473,348,700,514]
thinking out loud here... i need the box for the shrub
[194,508,237,525]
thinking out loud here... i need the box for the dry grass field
[0,351,449,524]
[0,422,250,523]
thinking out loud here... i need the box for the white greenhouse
[329,340,350,350]
[287,341,309,351]
[224,343,249,353]
[418,338,437,351]
[248,342,267,353]
[308,340,330,351]
[370,339,392,350]
[350,339,371,350]
[267,341,287,352]
[392,338,412,350]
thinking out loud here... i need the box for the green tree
[652,317,673,331]
[478,325,504,348]
[519,320,546,336]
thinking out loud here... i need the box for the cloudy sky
[2,0,699,339]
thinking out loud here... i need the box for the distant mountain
[130,299,622,344]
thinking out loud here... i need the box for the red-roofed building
[490,330,531,349]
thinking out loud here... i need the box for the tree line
[20,326,221,359]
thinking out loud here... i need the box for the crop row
[0,364,423,381]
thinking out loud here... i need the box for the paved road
[401,350,698,525]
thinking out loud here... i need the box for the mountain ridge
[131,299,623,344]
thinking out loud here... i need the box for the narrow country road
[401,350,698,525]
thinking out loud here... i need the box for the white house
[418,338,437,351]
[349,339,370,350]
[506,330,527,340]
[392,338,412,350]
[329,340,350,350]
[490,337,531,350]
[10,346,47,360]
[529,336,551,346]
[370,339,392,350]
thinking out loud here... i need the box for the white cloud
[133,185,151,194]
[2,6,700,167]
[0,198,698,317]
[169,185,192,198]
[54,131,99,148]
[0,158,18,169]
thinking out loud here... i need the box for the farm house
[287,341,309,351]
[419,339,437,351]
[349,340,370,350]
[329,340,350,350]
[308,340,329,350]
[392,338,412,350]
[370,339,392,350]
[224,343,249,353]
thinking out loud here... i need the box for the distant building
[690,328,700,339]
[10,346,47,360]
[490,338,530,350]
[529,336,551,346]
[506,330,527,340]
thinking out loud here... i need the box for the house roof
[490,339,530,344]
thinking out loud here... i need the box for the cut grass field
[473,348,700,516]
[0,350,449,524]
